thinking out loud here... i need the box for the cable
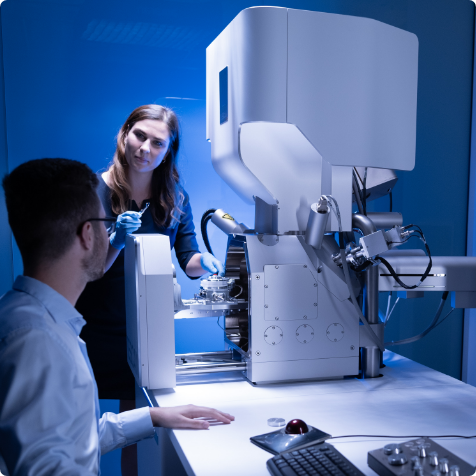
[432,308,455,330]
[385,297,400,326]
[385,292,392,322]
[200,209,216,255]
[378,228,432,290]
[385,291,449,346]
[232,285,243,299]
[328,434,476,440]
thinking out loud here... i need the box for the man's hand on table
[149,405,235,429]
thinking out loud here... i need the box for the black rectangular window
[219,67,228,125]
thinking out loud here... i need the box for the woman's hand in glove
[200,252,225,276]
[109,211,142,250]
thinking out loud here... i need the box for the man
[0,158,234,475]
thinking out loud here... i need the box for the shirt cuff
[121,406,155,445]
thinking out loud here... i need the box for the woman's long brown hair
[108,105,184,228]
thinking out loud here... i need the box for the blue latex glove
[200,252,225,276]
[109,211,142,250]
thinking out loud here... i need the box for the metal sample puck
[267,418,286,427]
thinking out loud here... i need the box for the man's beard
[82,224,107,282]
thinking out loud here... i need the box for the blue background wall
[0,1,474,474]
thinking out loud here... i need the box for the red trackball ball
[285,419,309,435]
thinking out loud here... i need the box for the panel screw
[296,333,299,336]
[275,265,279,269]
[304,265,307,268]
[272,342,275,345]
[255,350,261,356]
[351,345,355,350]
[314,303,317,306]
[275,317,279,320]
[255,275,260,280]
[265,285,268,288]
[272,326,275,329]
[314,283,317,287]
[265,305,268,308]
[304,316,307,319]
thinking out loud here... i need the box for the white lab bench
[136,351,476,476]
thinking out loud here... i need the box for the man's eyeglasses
[78,217,117,235]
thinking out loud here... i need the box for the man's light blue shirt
[0,276,154,475]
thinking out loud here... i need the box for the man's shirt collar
[13,275,85,335]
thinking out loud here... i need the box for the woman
[76,105,224,473]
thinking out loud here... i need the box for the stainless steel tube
[361,347,381,378]
[305,200,329,250]
[176,361,247,375]
[366,212,403,230]
[352,214,382,378]
[365,266,380,325]
[352,213,377,235]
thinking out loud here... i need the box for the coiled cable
[201,209,216,255]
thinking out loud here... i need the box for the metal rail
[175,361,247,375]
[175,350,233,360]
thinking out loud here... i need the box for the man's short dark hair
[3,158,100,268]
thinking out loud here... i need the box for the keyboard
[267,443,365,476]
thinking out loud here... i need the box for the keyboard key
[279,467,299,476]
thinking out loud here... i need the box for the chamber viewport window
[219,66,228,125]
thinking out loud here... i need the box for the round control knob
[384,444,402,455]
[418,445,428,458]
[413,464,424,476]
[439,458,450,473]
[388,454,408,466]
[449,465,460,476]
[284,419,309,435]
[429,452,439,467]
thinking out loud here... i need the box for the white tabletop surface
[149,351,476,476]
